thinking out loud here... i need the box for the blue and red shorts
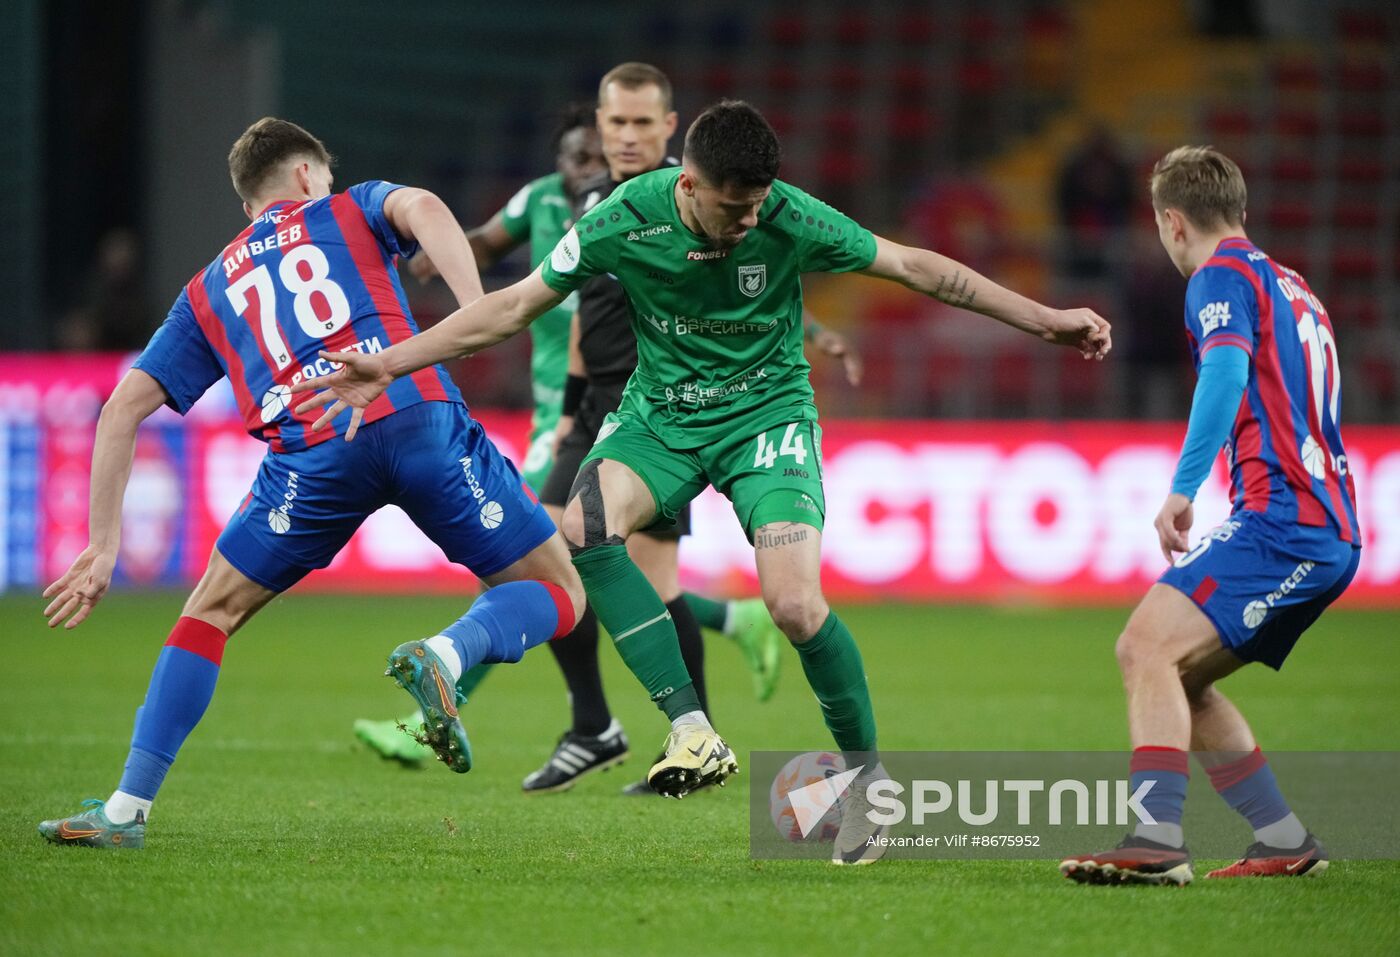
[217,401,555,593]
[1158,509,1360,669]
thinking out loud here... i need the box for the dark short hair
[551,101,597,154]
[598,62,673,111]
[228,117,333,203]
[683,100,781,189]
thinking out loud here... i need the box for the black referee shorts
[539,380,690,539]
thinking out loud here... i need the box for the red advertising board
[3,355,1397,604]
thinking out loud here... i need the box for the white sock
[424,635,464,682]
[671,710,713,732]
[1255,812,1308,849]
[721,602,736,637]
[1133,822,1185,848]
[104,790,152,825]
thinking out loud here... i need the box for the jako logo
[267,470,298,534]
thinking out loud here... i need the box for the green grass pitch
[2,595,1397,956]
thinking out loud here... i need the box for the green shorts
[582,412,825,540]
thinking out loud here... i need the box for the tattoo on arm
[754,523,811,550]
[932,270,977,309]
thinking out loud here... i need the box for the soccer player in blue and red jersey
[37,118,585,849]
[1061,147,1361,885]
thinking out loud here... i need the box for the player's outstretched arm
[860,236,1112,359]
[292,269,566,435]
[383,187,484,307]
[43,369,168,629]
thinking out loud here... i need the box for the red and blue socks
[1130,746,1189,847]
[426,580,575,682]
[1207,746,1307,848]
[107,617,229,824]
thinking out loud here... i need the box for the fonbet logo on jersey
[1197,300,1231,334]
[260,384,292,423]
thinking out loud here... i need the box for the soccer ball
[769,751,847,842]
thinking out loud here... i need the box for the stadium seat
[961,11,1002,45]
[1206,106,1256,137]
[1272,58,1323,93]
[766,64,800,95]
[1267,201,1314,231]
[893,64,932,98]
[767,13,805,48]
[1337,10,1390,44]
[1271,156,1319,182]
[1342,156,1388,182]
[1333,202,1380,231]
[889,105,936,141]
[1338,61,1388,93]
[823,110,860,142]
[829,63,865,95]
[703,65,735,100]
[958,59,1001,95]
[1274,110,1321,138]
[896,11,935,46]
[1329,293,1380,330]
[1339,111,1385,138]
[835,11,871,47]
[1331,247,1379,282]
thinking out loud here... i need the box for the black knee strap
[566,460,623,556]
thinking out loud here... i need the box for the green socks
[683,593,729,632]
[572,544,700,721]
[796,612,877,754]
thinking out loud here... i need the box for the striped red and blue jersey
[1184,237,1359,542]
[133,181,461,452]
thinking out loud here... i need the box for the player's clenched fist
[292,350,392,439]
[1042,307,1112,360]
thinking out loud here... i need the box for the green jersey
[500,172,575,411]
[540,168,876,449]
[498,171,577,482]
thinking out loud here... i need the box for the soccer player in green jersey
[297,101,1111,862]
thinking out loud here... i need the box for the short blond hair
[597,62,673,111]
[1150,146,1247,229]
